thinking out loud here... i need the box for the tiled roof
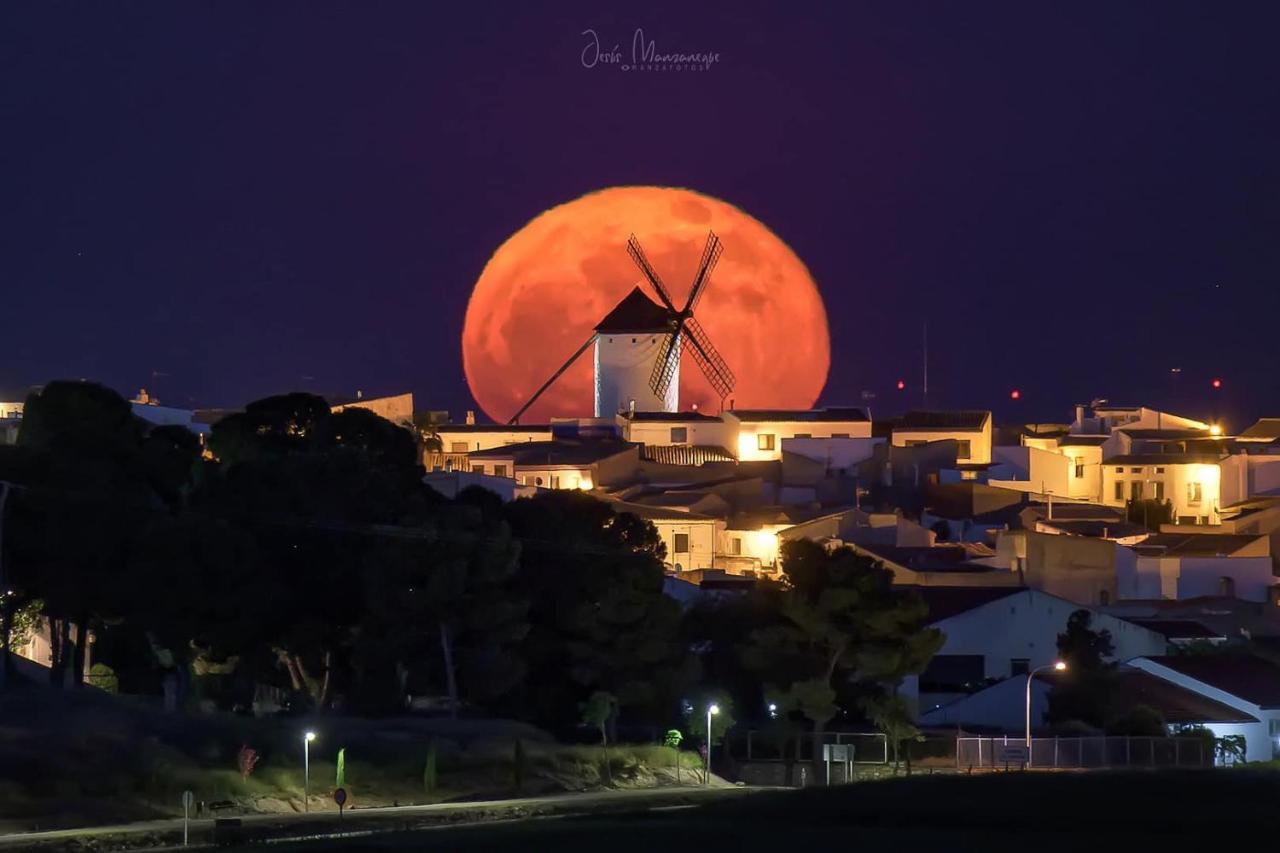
[1115,669,1257,723]
[897,410,990,431]
[641,444,737,465]
[594,287,672,332]
[1143,654,1280,709]
[729,407,869,423]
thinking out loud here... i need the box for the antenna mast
[922,321,929,408]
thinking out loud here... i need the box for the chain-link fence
[956,736,1214,769]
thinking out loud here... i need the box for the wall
[893,418,992,464]
[781,436,883,471]
[1101,461,1222,524]
[1059,445,1103,501]
[726,414,873,462]
[651,517,718,572]
[422,470,523,501]
[989,446,1071,496]
[919,675,1052,729]
[1123,555,1275,602]
[1221,454,1280,506]
[331,392,414,425]
[993,530,1125,606]
[622,417,734,449]
[595,333,676,417]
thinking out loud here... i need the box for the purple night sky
[3,1,1278,426]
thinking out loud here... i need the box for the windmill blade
[648,330,681,400]
[682,231,723,314]
[626,234,679,313]
[681,315,736,401]
[507,334,595,424]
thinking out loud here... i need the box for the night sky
[4,1,1278,428]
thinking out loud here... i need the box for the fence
[956,736,1214,770]
[729,730,890,764]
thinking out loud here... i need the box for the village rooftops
[727,407,869,423]
[1117,428,1211,439]
[1141,654,1280,709]
[594,287,672,333]
[853,542,1002,573]
[1132,533,1265,557]
[897,410,991,431]
[1037,519,1150,540]
[467,439,637,466]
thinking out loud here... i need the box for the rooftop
[1103,453,1224,465]
[910,586,1025,623]
[1128,619,1225,641]
[855,542,1006,574]
[1114,668,1257,723]
[1117,428,1211,440]
[438,423,552,433]
[624,411,723,422]
[467,439,638,466]
[1058,434,1110,447]
[1038,519,1151,540]
[594,287,672,333]
[728,407,869,423]
[641,445,737,466]
[1132,533,1264,557]
[1239,418,1280,441]
[1142,654,1280,709]
[897,410,991,431]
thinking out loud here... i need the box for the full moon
[462,186,830,423]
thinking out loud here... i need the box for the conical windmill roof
[594,286,673,333]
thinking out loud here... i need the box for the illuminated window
[674,533,690,553]
[1188,482,1203,505]
[758,433,775,451]
[670,427,688,444]
[957,440,971,459]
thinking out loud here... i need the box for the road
[0,785,764,850]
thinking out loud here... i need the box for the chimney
[629,399,636,415]
[465,410,476,425]
[1074,404,1085,426]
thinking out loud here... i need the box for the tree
[861,692,922,774]
[581,690,618,785]
[1047,609,1118,728]
[745,540,943,778]
[503,490,692,731]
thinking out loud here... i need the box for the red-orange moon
[462,186,830,423]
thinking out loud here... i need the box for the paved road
[0,785,761,850]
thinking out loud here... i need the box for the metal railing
[956,736,1213,770]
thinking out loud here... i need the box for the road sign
[997,744,1029,765]
[333,787,348,807]
[823,744,853,762]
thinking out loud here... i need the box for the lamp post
[704,704,719,786]
[303,731,316,812]
[1025,661,1066,762]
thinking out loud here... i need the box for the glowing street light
[303,731,317,812]
[1210,424,1223,437]
[1025,661,1066,762]
[768,702,778,720]
[704,703,720,786]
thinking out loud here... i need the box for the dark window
[1154,482,1164,501]
[1075,461,1085,478]
[794,433,811,439]
[674,533,690,553]
[919,655,986,693]
[1114,481,1124,501]
[534,476,544,487]
[494,464,508,478]
[832,433,850,438]
[730,537,742,555]
[670,427,688,444]
[1219,576,1236,597]
[1130,481,1143,501]
[957,440,971,459]
[1099,590,1111,606]
[1115,466,1124,473]
[1130,467,1142,474]
[1010,658,1030,676]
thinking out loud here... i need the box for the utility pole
[922,322,929,409]
[0,481,10,692]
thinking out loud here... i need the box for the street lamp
[704,704,720,786]
[303,731,317,812]
[768,702,778,720]
[1025,661,1066,757]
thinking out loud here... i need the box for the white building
[1100,453,1224,525]
[1128,655,1280,762]
[723,408,872,462]
[593,288,677,417]
[0,400,22,445]
[1121,533,1275,602]
[891,411,993,465]
[617,410,733,449]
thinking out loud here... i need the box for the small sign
[333,787,347,808]
[997,744,1030,765]
[823,744,853,762]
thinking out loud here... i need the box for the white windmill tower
[507,231,737,422]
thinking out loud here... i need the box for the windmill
[507,230,737,424]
